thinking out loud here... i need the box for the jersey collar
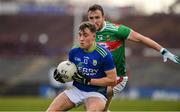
[84,42,97,53]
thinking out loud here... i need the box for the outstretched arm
[128,30,179,64]
[128,30,162,51]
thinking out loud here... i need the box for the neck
[84,42,96,52]
[99,21,106,32]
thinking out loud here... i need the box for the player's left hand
[53,69,65,83]
[72,72,91,85]
[160,48,179,64]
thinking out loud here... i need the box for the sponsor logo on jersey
[93,60,97,66]
[75,57,81,61]
[83,56,89,64]
[78,66,98,76]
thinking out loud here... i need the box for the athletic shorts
[64,86,107,106]
[113,76,128,94]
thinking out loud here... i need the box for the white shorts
[113,76,128,95]
[64,86,107,106]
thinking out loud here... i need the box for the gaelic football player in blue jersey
[47,22,117,111]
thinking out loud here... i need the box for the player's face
[88,10,105,31]
[78,28,95,51]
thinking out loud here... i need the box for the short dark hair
[79,21,96,33]
[88,4,104,16]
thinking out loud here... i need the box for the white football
[56,60,77,83]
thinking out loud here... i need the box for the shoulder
[96,44,114,68]
[95,44,111,58]
[118,24,131,31]
[105,21,131,31]
[70,45,81,54]
[104,21,119,32]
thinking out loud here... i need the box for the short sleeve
[116,25,131,40]
[102,52,115,71]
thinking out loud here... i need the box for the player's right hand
[72,72,91,85]
[53,69,65,83]
[160,48,179,64]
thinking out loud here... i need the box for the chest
[96,31,118,42]
[72,52,103,76]
[73,52,102,70]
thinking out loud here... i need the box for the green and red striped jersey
[96,21,131,77]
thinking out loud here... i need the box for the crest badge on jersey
[93,60,97,66]
[106,35,111,41]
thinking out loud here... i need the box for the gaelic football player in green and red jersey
[87,4,179,111]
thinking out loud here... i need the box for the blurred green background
[0,97,179,111]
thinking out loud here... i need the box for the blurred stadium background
[0,0,180,111]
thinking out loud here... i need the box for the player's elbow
[106,69,117,86]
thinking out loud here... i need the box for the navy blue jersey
[69,43,115,97]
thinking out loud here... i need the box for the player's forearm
[90,68,117,87]
[140,36,162,52]
[129,31,163,52]
[90,77,116,87]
